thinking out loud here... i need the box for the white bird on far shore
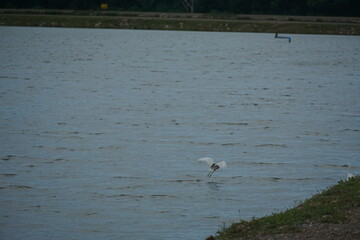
[198,157,227,178]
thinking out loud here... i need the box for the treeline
[1,0,359,17]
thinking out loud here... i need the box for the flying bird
[198,157,226,177]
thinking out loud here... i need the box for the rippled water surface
[1,27,360,240]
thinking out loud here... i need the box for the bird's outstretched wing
[216,161,227,169]
[198,157,215,166]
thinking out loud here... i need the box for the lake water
[0,26,359,240]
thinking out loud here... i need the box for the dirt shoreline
[1,9,360,35]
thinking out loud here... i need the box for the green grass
[216,176,360,239]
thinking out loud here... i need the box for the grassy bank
[214,176,360,240]
[0,9,360,35]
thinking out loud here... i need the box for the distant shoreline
[1,9,360,35]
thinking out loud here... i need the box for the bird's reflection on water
[207,181,221,190]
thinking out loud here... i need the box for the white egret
[346,164,354,181]
[198,157,226,178]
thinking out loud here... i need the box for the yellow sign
[101,3,108,10]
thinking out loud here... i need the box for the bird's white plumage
[198,157,215,166]
[346,163,354,181]
[216,161,227,169]
[198,157,227,177]
[347,173,354,181]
